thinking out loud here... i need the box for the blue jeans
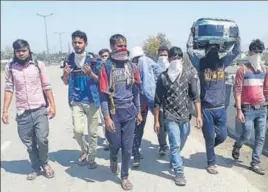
[234,106,267,166]
[202,107,227,166]
[165,120,190,177]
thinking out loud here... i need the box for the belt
[241,102,268,110]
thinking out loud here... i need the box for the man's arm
[186,33,205,71]
[234,66,244,110]
[189,68,201,117]
[39,61,55,108]
[98,66,110,118]
[221,38,241,68]
[154,75,165,123]
[3,64,14,113]
[263,68,268,102]
[132,64,142,113]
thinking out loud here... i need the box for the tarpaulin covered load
[192,18,239,53]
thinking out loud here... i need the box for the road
[1,65,268,192]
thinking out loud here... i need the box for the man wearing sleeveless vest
[99,34,142,190]
[61,30,102,169]
[187,29,241,174]
[232,39,268,175]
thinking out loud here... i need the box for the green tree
[142,33,172,61]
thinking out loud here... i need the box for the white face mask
[246,53,264,72]
[167,59,183,82]
[157,56,169,70]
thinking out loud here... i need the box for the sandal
[206,165,218,175]
[42,163,55,178]
[77,153,88,166]
[26,169,42,180]
[110,160,120,175]
[121,179,133,191]
[249,165,266,175]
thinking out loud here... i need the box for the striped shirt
[234,63,268,105]
[4,60,52,113]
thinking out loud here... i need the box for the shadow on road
[49,149,80,167]
[1,160,31,175]
[183,152,235,169]
[65,164,120,184]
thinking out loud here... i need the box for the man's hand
[196,116,203,129]
[236,110,245,123]
[63,64,72,77]
[2,111,9,124]
[105,116,116,132]
[83,65,92,75]
[154,120,160,134]
[136,113,143,125]
[48,106,56,119]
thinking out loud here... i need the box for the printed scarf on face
[99,51,142,94]
[109,48,141,86]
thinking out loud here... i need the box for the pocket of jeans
[125,104,138,119]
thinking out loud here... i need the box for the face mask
[157,56,169,70]
[14,56,31,65]
[246,53,264,72]
[167,59,183,82]
[205,47,221,70]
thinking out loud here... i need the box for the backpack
[9,59,49,108]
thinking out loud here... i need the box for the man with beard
[130,46,162,167]
[98,48,111,151]
[232,39,268,175]
[154,46,202,186]
[61,30,101,169]
[2,39,56,180]
[99,34,142,190]
[187,30,240,174]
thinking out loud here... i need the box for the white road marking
[1,141,11,151]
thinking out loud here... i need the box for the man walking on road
[155,45,170,157]
[99,34,142,190]
[98,48,111,151]
[154,46,202,186]
[2,39,56,180]
[61,30,102,169]
[187,28,241,174]
[232,39,268,175]
[130,46,162,168]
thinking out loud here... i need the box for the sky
[1,1,268,54]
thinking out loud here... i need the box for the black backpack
[9,60,49,108]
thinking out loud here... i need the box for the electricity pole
[37,13,53,62]
[55,32,65,53]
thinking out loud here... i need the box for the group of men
[2,28,268,190]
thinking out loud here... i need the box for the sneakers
[132,158,140,168]
[87,160,97,169]
[159,145,169,157]
[206,165,218,175]
[232,145,241,160]
[174,175,186,186]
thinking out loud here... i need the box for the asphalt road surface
[1,65,268,192]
